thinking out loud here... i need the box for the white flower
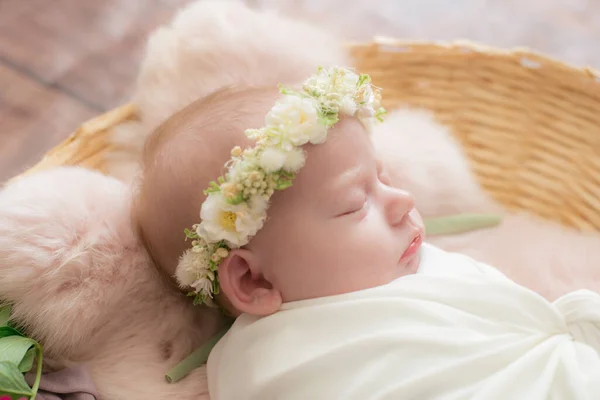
[175,248,209,288]
[259,146,306,173]
[198,192,268,247]
[341,70,359,89]
[259,147,287,173]
[265,95,327,149]
[303,71,331,96]
[339,96,357,115]
[191,274,214,299]
[306,67,358,97]
[355,85,378,118]
[226,160,247,184]
[226,151,261,188]
[335,70,360,98]
[283,147,306,171]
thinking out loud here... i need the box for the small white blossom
[259,147,287,173]
[282,147,306,172]
[259,147,306,173]
[191,275,214,299]
[339,96,358,115]
[175,249,209,288]
[340,70,359,91]
[355,86,377,118]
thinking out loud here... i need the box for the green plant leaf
[0,307,43,399]
[165,323,232,383]
[0,361,33,397]
[0,327,23,340]
[0,306,10,327]
[424,213,503,236]
[0,336,36,367]
[18,348,35,373]
[0,326,23,340]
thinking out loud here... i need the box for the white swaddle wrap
[207,244,600,399]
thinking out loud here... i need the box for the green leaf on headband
[357,73,370,87]
[212,279,220,295]
[375,107,387,122]
[203,181,221,195]
[278,85,301,98]
[275,180,293,190]
[225,193,244,206]
[318,112,339,128]
[184,228,199,240]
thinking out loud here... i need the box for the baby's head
[135,69,424,317]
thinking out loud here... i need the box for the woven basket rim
[346,37,600,80]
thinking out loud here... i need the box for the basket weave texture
[14,39,600,232]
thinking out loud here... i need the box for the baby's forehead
[289,117,375,196]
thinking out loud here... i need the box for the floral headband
[174,66,386,306]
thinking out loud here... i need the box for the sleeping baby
[135,67,600,399]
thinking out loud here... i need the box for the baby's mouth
[399,233,423,263]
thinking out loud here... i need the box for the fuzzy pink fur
[372,108,600,301]
[0,168,219,400]
[107,0,348,182]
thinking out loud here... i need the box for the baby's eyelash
[338,196,368,217]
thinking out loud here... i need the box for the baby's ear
[217,249,282,316]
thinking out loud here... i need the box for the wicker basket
[13,38,600,232]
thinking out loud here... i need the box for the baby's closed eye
[336,194,369,218]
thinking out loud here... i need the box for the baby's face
[247,117,424,303]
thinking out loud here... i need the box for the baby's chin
[408,252,422,273]
[400,251,421,277]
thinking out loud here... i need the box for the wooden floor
[0,0,191,182]
[1,0,599,183]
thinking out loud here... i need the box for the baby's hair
[142,86,270,175]
[132,85,280,277]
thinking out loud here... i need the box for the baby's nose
[384,187,415,226]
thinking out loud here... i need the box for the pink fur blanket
[0,167,219,400]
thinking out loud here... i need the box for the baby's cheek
[351,229,389,263]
